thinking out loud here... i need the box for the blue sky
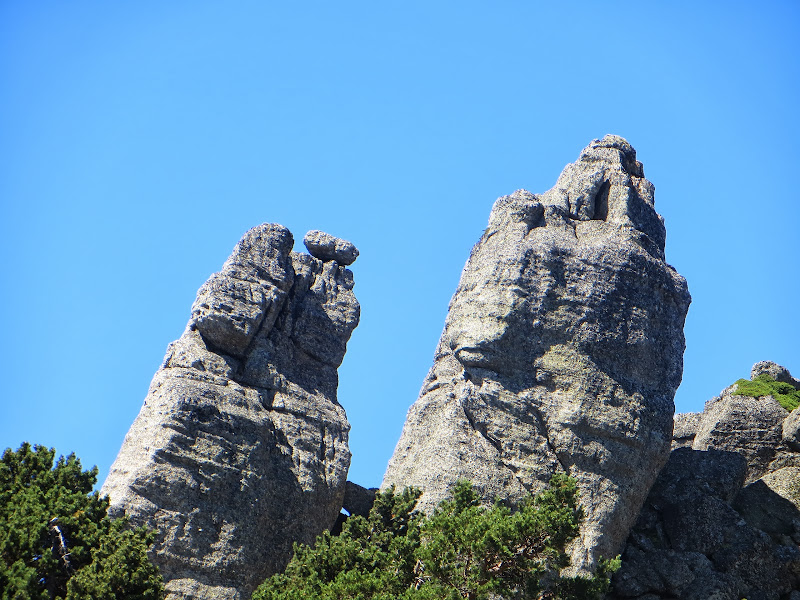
[1,2,798,489]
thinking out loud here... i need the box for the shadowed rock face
[610,449,800,600]
[101,224,360,600]
[382,135,691,571]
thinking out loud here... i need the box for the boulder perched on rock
[382,135,691,571]
[101,224,360,600]
[303,229,359,265]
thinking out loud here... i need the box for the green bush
[0,443,164,600]
[734,374,800,411]
[252,474,619,600]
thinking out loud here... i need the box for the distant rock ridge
[613,361,800,599]
[382,135,691,572]
[101,224,360,600]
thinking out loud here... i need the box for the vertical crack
[461,398,502,454]
[529,403,571,476]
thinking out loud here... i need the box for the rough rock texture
[672,412,701,449]
[610,448,800,600]
[101,224,360,600]
[382,135,691,571]
[784,409,800,451]
[693,391,787,484]
[734,466,800,546]
[689,362,799,484]
[618,363,800,599]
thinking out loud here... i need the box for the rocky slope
[612,361,800,600]
[382,135,691,571]
[101,225,360,600]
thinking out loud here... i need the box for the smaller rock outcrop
[342,481,378,518]
[102,224,360,600]
[752,361,800,387]
[691,362,799,483]
[693,393,786,484]
[613,362,800,599]
[671,412,701,449]
[611,448,800,600]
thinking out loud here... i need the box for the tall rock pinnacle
[101,224,360,600]
[382,135,691,571]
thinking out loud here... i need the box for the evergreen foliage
[252,474,619,600]
[734,374,800,411]
[0,443,164,600]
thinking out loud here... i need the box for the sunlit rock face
[382,135,691,571]
[101,224,360,600]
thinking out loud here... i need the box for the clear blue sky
[1,2,798,489]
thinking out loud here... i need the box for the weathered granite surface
[617,362,800,599]
[611,449,800,600]
[691,362,798,484]
[752,360,800,388]
[101,224,360,600]
[382,135,691,571]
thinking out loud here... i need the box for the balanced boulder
[101,224,360,600]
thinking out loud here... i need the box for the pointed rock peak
[383,136,690,573]
[304,230,359,265]
[516,134,668,259]
[579,134,644,177]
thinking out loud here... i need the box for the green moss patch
[734,373,800,412]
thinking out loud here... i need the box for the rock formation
[101,224,360,600]
[382,135,691,571]
[684,360,799,483]
[612,361,800,599]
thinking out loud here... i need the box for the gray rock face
[610,449,800,600]
[101,224,360,600]
[672,412,701,449]
[734,466,800,546]
[382,135,691,571]
[616,362,800,599]
[693,393,787,484]
[691,364,796,484]
[342,481,377,518]
[784,409,800,451]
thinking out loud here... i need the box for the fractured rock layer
[382,135,691,571]
[101,224,360,600]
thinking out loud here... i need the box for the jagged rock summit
[382,135,691,571]
[101,224,360,600]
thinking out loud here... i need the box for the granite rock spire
[101,224,360,600]
[382,135,691,571]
